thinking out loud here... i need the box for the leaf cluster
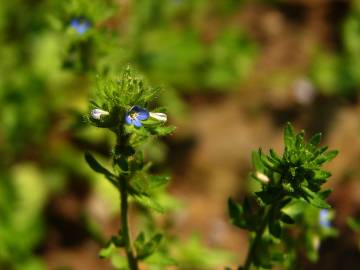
[229,123,338,269]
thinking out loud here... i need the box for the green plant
[228,123,338,269]
[85,67,175,270]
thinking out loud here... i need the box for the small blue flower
[70,18,91,35]
[125,106,149,128]
[319,209,331,228]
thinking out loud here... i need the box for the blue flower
[125,106,149,127]
[319,209,331,228]
[70,18,91,35]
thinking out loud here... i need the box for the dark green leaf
[347,217,360,232]
[309,133,322,146]
[85,152,112,176]
[280,213,295,224]
[269,149,282,164]
[318,189,332,200]
[228,198,247,229]
[85,152,117,187]
[269,221,282,238]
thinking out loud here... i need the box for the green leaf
[148,175,170,190]
[309,133,322,146]
[131,193,164,213]
[323,150,339,162]
[255,190,279,205]
[269,220,282,238]
[85,152,117,187]
[144,252,177,266]
[252,150,264,171]
[280,212,295,224]
[150,126,176,136]
[99,243,118,259]
[314,150,338,164]
[301,186,331,209]
[295,131,305,149]
[269,149,282,164]
[284,122,295,148]
[318,189,332,199]
[313,170,331,181]
[135,233,163,260]
[85,152,111,175]
[347,217,360,232]
[111,254,128,270]
[228,198,247,229]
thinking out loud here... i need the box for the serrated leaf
[284,122,295,148]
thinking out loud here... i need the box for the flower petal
[137,109,150,120]
[133,118,142,127]
[125,114,133,125]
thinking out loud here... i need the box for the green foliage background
[0,0,360,269]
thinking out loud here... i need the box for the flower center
[129,112,139,120]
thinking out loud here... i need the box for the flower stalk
[85,68,175,269]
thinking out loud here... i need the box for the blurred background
[1,0,360,269]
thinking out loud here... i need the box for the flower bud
[255,171,270,184]
[149,112,167,122]
[91,109,109,120]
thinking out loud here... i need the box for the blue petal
[137,109,150,120]
[131,105,142,112]
[70,19,90,34]
[125,114,133,125]
[70,19,80,28]
[133,118,142,127]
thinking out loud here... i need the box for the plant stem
[119,177,139,270]
[243,212,268,270]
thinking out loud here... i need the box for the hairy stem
[119,177,139,270]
